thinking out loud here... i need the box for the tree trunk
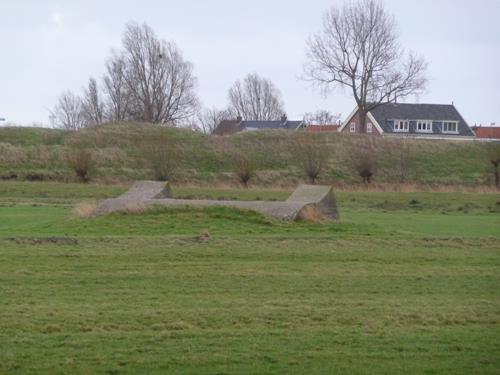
[359,109,367,133]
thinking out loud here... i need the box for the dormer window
[394,120,409,132]
[416,120,432,133]
[442,121,459,134]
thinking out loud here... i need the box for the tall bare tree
[197,107,234,134]
[228,73,285,121]
[103,52,131,122]
[122,22,199,124]
[305,0,428,132]
[81,77,104,126]
[50,90,86,130]
[303,109,340,125]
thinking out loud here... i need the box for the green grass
[1,124,496,185]
[0,181,499,374]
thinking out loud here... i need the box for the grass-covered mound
[0,123,496,186]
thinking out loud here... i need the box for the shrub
[486,143,500,188]
[66,149,94,182]
[143,132,178,181]
[350,137,378,184]
[292,133,328,184]
[232,154,256,188]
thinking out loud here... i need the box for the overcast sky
[0,0,499,126]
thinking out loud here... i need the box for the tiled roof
[306,124,339,132]
[472,126,500,139]
[369,103,475,136]
[212,120,244,135]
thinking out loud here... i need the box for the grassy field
[0,181,499,374]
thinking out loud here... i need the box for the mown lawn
[0,181,499,374]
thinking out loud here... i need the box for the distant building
[338,103,475,139]
[213,115,305,135]
[306,124,340,132]
[471,124,500,140]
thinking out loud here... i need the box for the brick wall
[341,111,381,135]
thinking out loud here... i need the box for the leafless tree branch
[228,73,285,121]
[305,0,428,132]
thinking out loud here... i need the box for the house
[213,115,305,135]
[338,103,475,139]
[471,124,500,140]
[306,124,340,132]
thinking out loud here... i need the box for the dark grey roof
[213,119,304,135]
[242,120,303,130]
[212,120,244,135]
[369,103,475,136]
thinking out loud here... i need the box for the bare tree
[122,22,199,124]
[228,73,285,120]
[103,52,132,122]
[292,133,329,184]
[50,91,86,130]
[303,109,341,125]
[305,0,428,132]
[197,107,234,134]
[81,77,104,126]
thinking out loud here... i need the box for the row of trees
[51,23,291,130]
[53,0,427,134]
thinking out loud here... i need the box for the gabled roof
[341,103,475,137]
[370,103,474,136]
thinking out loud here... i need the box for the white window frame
[416,120,433,133]
[350,123,356,133]
[366,122,373,133]
[442,121,459,134]
[393,120,409,132]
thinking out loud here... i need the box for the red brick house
[339,103,475,139]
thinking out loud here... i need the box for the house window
[350,123,356,133]
[367,123,373,133]
[394,120,409,132]
[416,120,432,133]
[442,121,458,133]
